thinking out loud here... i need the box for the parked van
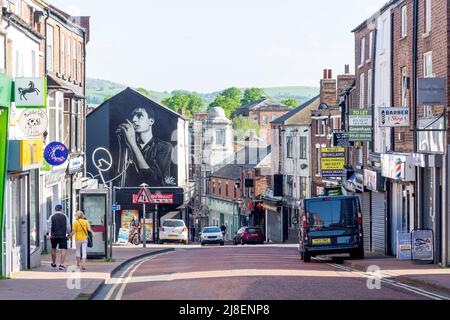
[298,196,364,262]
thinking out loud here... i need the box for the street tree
[208,87,243,118]
[162,92,204,118]
[241,88,265,106]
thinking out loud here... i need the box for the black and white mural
[87,88,181,188]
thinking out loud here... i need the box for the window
[226,183,229,197]
[333,117,342,131]
[28,5,34,26]
[316,147,321,176]
[212,181,216,194]
[423,52,433,77]
[253,115,259,123]
[368,32,373,61]
[67,37,71,77]
[360,37,365,66]
[287,136,294,159]
[299,136,307,160]
[425,0,432,34]
[46,24,54,71]
[47,92,60,143]
[15,50,24,77]
[78,42,83,80]
[401,67,409,107]
[359,73,365,108]
[215,129,225,145]
[316,119,326,136]
[367,69,372,107]
[263,115,268,125]
[401,6,408,38]
[16,0,22,16]
[72,38,77,80]
[299,177,308,199]
[61,33,65,75]
[218,182,222,195]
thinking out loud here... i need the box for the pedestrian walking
[220,224,227,239]
[69,211,92,271]
[46,205,71,271]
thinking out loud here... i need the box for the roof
[47,74,84,98]
[210,164,242,180]
[352,0,400,33]
[271,95,320,125]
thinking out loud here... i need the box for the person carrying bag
[69,211,93,271]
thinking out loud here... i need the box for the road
[95,245,444,300]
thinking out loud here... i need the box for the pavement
[339,254,450,294]
[0,244,173,300]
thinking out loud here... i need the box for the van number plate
[312,238,331,245]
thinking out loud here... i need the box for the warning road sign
[134,188,151,204]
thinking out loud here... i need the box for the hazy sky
[51,0,387,93]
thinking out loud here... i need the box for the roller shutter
[371,191,386,254]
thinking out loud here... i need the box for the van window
[306,198,358,230]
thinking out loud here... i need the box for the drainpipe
[44,8,50,74]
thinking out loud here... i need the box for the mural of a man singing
[116,105,175,187]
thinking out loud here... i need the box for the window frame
[401,5,408,38]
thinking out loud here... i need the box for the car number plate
[169,234,178,237]
[312,238,331,245]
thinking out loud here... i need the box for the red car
[234,227,264,245]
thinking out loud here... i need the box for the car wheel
[303,252,312,263]
[241,239,245,246]
[220,242,225,246]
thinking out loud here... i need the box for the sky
[50,0,388,93]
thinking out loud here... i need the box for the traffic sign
[112,205,121,211]
[135,187,151,204]
[132,192,174,205]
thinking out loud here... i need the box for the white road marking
[320,258,449,301]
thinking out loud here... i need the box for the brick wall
[210,177,242,201]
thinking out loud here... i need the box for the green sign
[349,109,372,142]
[0,73,12,274]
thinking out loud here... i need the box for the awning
[47,75,85,99]
[45,165,68,188]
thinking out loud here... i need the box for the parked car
[200,226,225,246]
[159,219,188,244]
[298,196,365,263]
[234,227,264,245]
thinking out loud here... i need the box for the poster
[349,109,372,141]
[141,219,155,242]
[412,230,434,261]
[397,232,412,261]
[118,228,130,244]
[321,147,346,177]
[121,210,139,229]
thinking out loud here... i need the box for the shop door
[391,184,412,256]
[10,175,29,272]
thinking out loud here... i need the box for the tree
[136,87,151,97]
[161,92,204,118]
[208,87,243,118]
[241,88,265,106]
[232,116,261,141]
[281,98,299,109]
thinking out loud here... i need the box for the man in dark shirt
[46,205,71,271]
[117,105,174,187]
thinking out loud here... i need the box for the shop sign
[67,157,84,175]
[0,73,13,108]
[364,169,378,191]
[417,78,446,106]
[321,147,346,178]
[132,192,174,205]
[8,139,44,171]
[412,230,434,262]
[349,109,372,142]
[333,132,354,147]
[18,109,48,136]
[381,154,415,182]
[379,107,410,127]
[44,142,69,167]
[397,232,412,261]
[14,77,47,108]
[263,203,279,212]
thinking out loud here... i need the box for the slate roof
[233,98,291,117]
[271,95,320,125]
[210,164,242,180]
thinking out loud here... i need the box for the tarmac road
[95,245,443,300]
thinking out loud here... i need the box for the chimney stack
[337,65,356,97]
[320,69,337,106]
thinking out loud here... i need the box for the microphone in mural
[115,105,176,187]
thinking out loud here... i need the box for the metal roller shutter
[362,192,371,252]
[371,191,386,254]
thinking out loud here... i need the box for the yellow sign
[20,140,43,168]
[322,158,345,170]
[321,147,345,153]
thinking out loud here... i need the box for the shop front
[5,140,43,275]
[208,197,240,241]
[382,153,415,257]
[263,196,284,243]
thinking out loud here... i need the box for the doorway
[390,183,414,256]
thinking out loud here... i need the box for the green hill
[86,78,319,108]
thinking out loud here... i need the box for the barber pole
[395,159,402,180]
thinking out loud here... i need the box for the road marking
[104,251,174,301]
[320,258,448,301]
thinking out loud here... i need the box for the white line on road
[322,259,448,301]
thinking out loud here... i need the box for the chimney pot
[345,65,350,74]
[323,69,328,79]
[328,69,333,79]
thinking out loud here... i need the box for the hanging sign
[14,77,47,108]
[44,142,69,166]
[18,109,48,136]
[321,147,346,177]
[379,107,410,127]
[349,109,372,141]
[417,78,446,106]
[333,132,354,147]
